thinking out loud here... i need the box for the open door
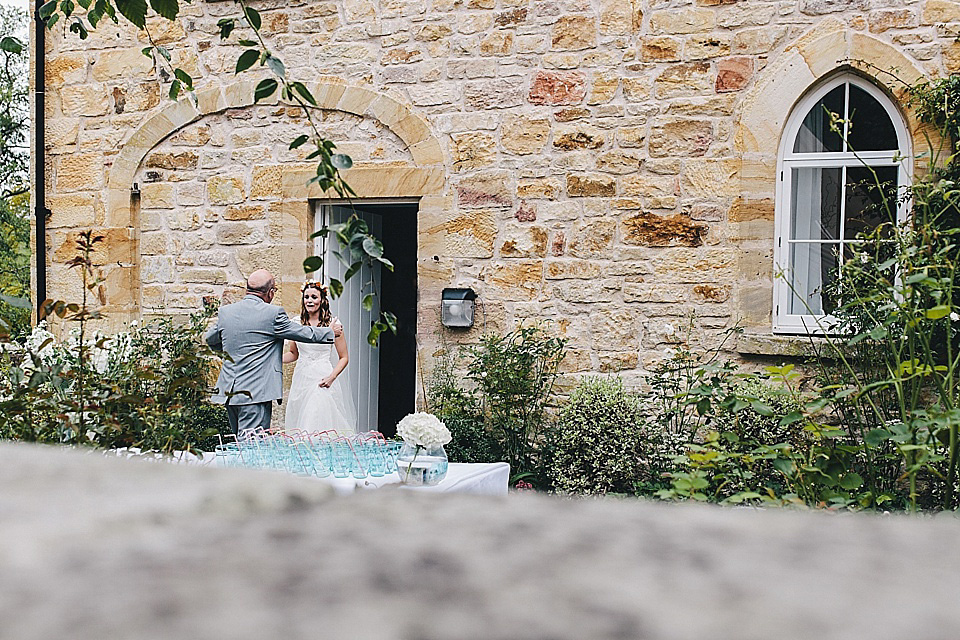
[315,202,417,435]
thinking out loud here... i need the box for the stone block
[91,48,155,81]
[56,153,105,191]
[495,7,528,27]
[648,119,713,157]
[716,56,754,92]
[481,260,543,301]
[553,124,606,151]
[553,279,617,303]
[216,222,266,245]
[456,171,513,208]
[621,212,707,247]
[180,268,228,285]
[650,8,715,34]
[501,115,551,155]
[145,151,199,170]
[465,78,525,109]
[480,30,515,56]
[622,77,652,101]
[655,62,713,98]
[617,126,646,148]
[868,9,917,32]
[685,35,731,60]
[598,351,639,373]
[59,84,110,117]
[567,173,616,197]
[47,119,81,147]
[551,15,597,51]
[47,193,98,228]
[732,27,787,54]
[517,177,563,200]
[569,219,616,257]
[528,71,587,106]
[597,151,643,175]
[140,183,176,209]
[599,0,641,34]
[693,283,731,303]
[623,282,688,303]
[46,53,87,85]
[728,197,775,222]
[682,158,741,198]
[166,208,203,231]
[922,0,960,24]
[452,132,496,171]
[250,165,282,200]
[223,205,266,221]
[545,259,605,280]
[207,176,246,205]
[588,71,619,105]
[434,208,498,258]
[500,222,548,258]
[642,36,681,61]
[590,305,642,349]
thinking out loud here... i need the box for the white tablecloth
[323,462,511,496]
[169,451,510,497]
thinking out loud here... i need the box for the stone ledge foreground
[2,443,960,640]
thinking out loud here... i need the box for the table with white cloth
[179,451,510,496]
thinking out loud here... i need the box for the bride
[283,281,357,434]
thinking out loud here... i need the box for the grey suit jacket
[205,294,335,405]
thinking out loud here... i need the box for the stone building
[33,0,956,427]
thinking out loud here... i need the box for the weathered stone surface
[140,183,176,209]
[216,222,265,245]
[800,0,868,15]
[569,219,616,257]
[649,8,715,34]
[693,283,731,302]
[482,260,543,300]
[501,115,550,155]
[6,443,953,640]
[59,85,110,117]
[517,177,563,199]
[869,9,918,33]
[500,222,548,258]
[648,120,713,157]
[716,56,754,92]
[46,53,87,85]
[923,0,960,24]
[729,197,775,222]
[452,132,497,171]
[642,36,681,61]
[686,34,731,60]
[223,205,266,221]
[553,125,605,151]
[528,71,587,105]
[617,126,646,148]
[552,15,597,51]
[250,165,282,199]
[622,212,707,247]
[654,62,713,98]
[567,173,616,197]
[590,306,642,349]
[145,151,199,170]
[456,172,513,208]
[465,78,525,109]
[56,152,104,191]
[207,176,245,205]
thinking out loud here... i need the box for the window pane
[787,242,839,316]
[793,85,844,153]
[847,85,898,152]
[844,165,899,239]
[791,166,841,240]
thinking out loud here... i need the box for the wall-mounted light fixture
[441,287,477,328]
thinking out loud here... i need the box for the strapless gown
[284,340,356,434]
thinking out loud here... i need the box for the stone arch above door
[100,79,444,322]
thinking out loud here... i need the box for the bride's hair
[299,281,332,327]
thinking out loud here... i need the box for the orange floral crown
[300,280,329,293]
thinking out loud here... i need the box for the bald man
[205,269,343,436]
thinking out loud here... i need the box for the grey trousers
[226,401,272,437]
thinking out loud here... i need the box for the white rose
[396,412,452,448]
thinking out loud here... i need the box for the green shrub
[544,377,648,495]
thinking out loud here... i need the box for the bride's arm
[320,331,349,387]
[283,340,299,363]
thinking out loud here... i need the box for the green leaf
[156,45,171,61]
[254,78,278,102]
[265,54,285,78]
[173,68,193,89]
[235,48,259,74]
[695,398,711,415]
[0,36,22,53]
[289,134,309,150]
[237,39,257,46]
[779,411,803,426]
[217,17,235,40]
[367,322,384,347]
[69,19,88,38]
[168,78,181,100]
[383,311,397,334]
[362,236,383,258]
[838,472,863,490]
[328,278,343,298]
[77,0,91,8]
[39,0,58,20]
[361,294,374,311]
[864,428,892,448]
[302,256,323,274]
[331,153,353,170]
[772,458,795,477]
[47,13,60,27]
[141,45,154,58]
[244,6,261,30]
[115,0,148,28]
[149,0,178,20]
[291,81,317,106]
[342,262,361,283]
[925,305,950,320]
[60,0,75,18]
[750,400,774,417]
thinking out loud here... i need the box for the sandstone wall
[36,0,960,394]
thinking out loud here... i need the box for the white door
[316,205,381,432]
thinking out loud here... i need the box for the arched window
[773,74,911,334]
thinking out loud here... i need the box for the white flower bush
[396,412,452,448]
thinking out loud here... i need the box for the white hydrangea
[396,412,452,448]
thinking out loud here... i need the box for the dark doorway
[353,202,417,437]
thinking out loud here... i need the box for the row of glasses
[213,429,404,479]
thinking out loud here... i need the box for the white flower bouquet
[396,412,451,448]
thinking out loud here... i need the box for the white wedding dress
[284,327,357,434]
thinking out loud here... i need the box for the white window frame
[773,74,912,335]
